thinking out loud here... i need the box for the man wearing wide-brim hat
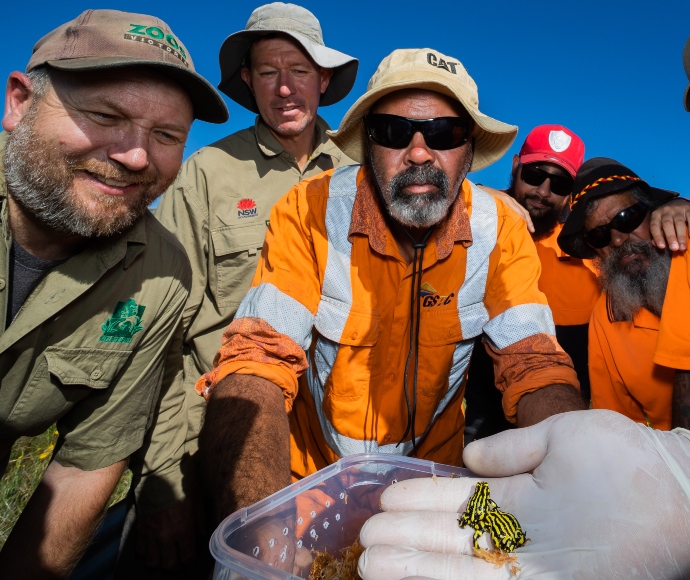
[557,157,690,431]
[197,48,585,523]
[154,0,357,525]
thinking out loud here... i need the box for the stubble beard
[3,105,170,238]
[371,153,472,229]
[597,239,672,321]
[507,171,563,240]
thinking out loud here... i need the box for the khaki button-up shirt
[0,134,192,483]
[155,115,354,446]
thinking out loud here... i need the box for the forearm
[0,459,126,579]
[673,370,690,429]
[199,374,291,525]
[516,384,586,427]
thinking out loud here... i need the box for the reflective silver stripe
[235,283,314,350]
[306,337,415,457]
[484,303,556,350]
[314,166,359,342]
[457,183,497,339]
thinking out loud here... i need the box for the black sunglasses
[520,164,574,197]
[364,114,471,150]
[583,202,649,249]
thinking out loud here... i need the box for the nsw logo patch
[237,198,258,219]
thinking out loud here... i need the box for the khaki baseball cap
[328,48,518,172]
[217,2,358,113]
[26,9,228,123]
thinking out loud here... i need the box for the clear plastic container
[210,453,470,580]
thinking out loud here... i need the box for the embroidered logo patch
[237,198,258,219]
[548,130,572,153]
[100,299,146,343]
[420,283,455,307]
[124,24,188,67]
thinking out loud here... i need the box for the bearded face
[3,106,170,238]
[597,238,672,321]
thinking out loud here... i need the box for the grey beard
[3,107,160,238]
[598,239,672,321]
[372,156,471,229]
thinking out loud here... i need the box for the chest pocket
[418,308,463,347]
[6,347,132,434]
[44,347,132,389]
[211,223,267,308]
[314,298,379,400]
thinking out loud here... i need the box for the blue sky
[4,0,690,194]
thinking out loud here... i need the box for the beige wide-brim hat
[218,2,358,113]
[328,48,517,172]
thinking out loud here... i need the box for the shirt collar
[254,115,342,163]
[348,166,473,260]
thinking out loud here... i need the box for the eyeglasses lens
[520,165,573,196]
[365,114,470,150]
[584,203,649,248]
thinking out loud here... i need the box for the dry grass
[0,426,132,549]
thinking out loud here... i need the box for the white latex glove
[358,410,690,579]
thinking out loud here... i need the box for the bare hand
[649,198,690,251]
[137,494,201,570]
[479,186,535,234]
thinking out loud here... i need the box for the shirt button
[0,279,5,291]
[350,331,358,340]
[389,373,396,381]
[90,369,103,380]
[383,434,391,443]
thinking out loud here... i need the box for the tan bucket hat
[26,9,228,123]
[218,2,358,113]
[328,48,517,172]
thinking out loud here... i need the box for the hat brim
[326,73,517,172]
[217,30,358,113]
[45,57,228,124]
[558,183,679,259]
[519,152,577,178]
[685,83,690,112]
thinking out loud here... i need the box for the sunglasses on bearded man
[583,202,649,249]
[519,164,574,197]
[364,114,471,150]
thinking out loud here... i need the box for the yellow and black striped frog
[458,481,527,553]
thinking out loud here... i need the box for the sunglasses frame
[363,113,471,151]
[583,202,649,249]
[519,163,574,197]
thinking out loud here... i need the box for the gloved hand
[358,410,690,579]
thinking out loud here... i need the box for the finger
[463,417,552,476]
[674,213,688,250]
[358,545,511,580]
[379,474,533,513]
[360,511,490,554]
[524,211,535,234]
[661,215,680,251]
[649,211,665,249]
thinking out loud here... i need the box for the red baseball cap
[518,125,585,178]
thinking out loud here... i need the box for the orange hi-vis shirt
[197,166,578,479]
[535,224,600,326]
[589,246,690,430]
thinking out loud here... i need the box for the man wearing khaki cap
[154,0,357,507]
[0,9,227,578]
[197,48,585,526]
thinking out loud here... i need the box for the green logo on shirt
[99,299,146,344]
